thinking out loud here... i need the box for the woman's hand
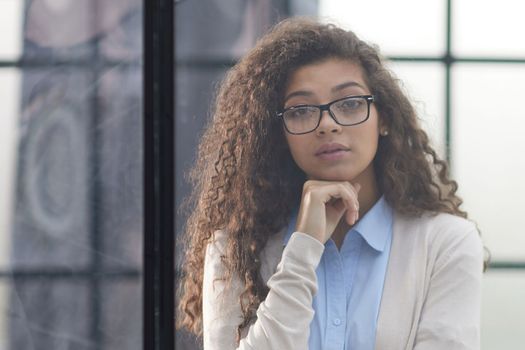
[295,180,361,244]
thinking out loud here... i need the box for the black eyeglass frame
[276,94,376,135]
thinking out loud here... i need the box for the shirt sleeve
[413,226,484,350]
[202,230,325,350]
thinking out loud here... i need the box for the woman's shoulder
[206,229,229,258]
[393,211,482,257]
[208,227,287,282]
[209,227,286,254]
[396,210,477,235]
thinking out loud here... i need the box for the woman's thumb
[354,183,361,193]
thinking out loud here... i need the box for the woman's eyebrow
[284,90,313,103]
[284,81,367,104]
[332,81,367,92]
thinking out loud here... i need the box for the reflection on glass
[8,279,90,348]
[0,0,143,348]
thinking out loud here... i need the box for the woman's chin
[307,172,356,182]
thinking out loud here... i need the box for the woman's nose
[316,109,342,135]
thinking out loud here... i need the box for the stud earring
[381,130,389,136]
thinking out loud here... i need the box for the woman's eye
[340,99,361,109]
[288,107,312,118]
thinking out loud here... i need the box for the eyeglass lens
[283,97,369,134]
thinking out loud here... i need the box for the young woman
[177,17,486,350]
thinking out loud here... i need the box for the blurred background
[0,0,523,349]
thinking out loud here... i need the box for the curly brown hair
[176,17,479,343]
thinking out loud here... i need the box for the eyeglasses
[276,95,375,135]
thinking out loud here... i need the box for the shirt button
[333,318,341,326]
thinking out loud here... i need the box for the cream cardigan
[202,211,484,350]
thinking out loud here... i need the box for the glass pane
[175,66,227,268]
[0,0,143,348]
[175,0,281,60]
[2,279,90,349]
[388,61,446,158]
[482,272,525,349]
[24,1,92,61]
[0,282,9,349]
[13,67,93,269]
[97,67,143,270]
[319,0,445,56]
[0,0,23,60]
[452,64,525,261]
[102,280,142,348]
[0,68,21,271]
[453,0,525,57]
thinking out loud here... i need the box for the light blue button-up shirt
[283,196,393,350]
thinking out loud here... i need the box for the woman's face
[282,57,384,183]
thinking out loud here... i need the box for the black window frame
[144,0,175,349]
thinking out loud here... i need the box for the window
[0,1,143,348]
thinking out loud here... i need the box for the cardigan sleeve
[413,226,484,350]
[202,230,325,350]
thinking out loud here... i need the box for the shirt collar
[282,195,393,252]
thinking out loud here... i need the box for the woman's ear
[378,116,389,136]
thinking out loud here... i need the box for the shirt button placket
[325,243,346,350]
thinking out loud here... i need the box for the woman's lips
[315,142,350,156]
[316,149,349,161]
